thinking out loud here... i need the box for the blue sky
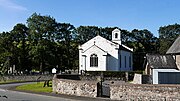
[0,0,180,37]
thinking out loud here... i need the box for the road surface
[0,82,111,101]
[0,82,80,101]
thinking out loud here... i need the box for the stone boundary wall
[0,75,53,82]
[53,77,97,98]
[55,74,126,81]
[110,83,180,100]
[53,75,180,100]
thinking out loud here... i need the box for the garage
[158,72,180,84]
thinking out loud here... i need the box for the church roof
[121,44,133,52]
[166,35,180,55]
[79,35,133,52]
[146,54,177,69]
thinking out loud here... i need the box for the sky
[0,0,180,37]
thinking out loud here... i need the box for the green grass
[16,82,52,93]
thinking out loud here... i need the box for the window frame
[115,33,118,38]
[129,56,131,68]
[90,54,98,67]
[125,56,126,68]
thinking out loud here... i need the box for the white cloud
[0,0,27,11]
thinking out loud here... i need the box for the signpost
[52,68,57,74]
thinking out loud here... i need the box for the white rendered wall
[81,45,107,71]
[80,36,119,59]
[79,48,83,72]
[79,35,133,72]
[107,50,119,71]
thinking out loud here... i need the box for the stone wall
[0,75,53,82]
[53,77,97,98]
[110,83,180,100]
[53,75,180,100]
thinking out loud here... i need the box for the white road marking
[0,89,7,92]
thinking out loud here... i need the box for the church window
[129,56,131,68]
[90,54,98,67]
[115,33,118,38]
[125,56,126,68]
[119,55,121,68]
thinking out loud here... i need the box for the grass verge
[15,82,52,93]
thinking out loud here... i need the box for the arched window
[125,56,126,68]
[90,54,98,67]
[115,33,118,38]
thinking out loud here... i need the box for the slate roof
[166,35,180,55]
[146,54,177,69]
[80,35,133,52]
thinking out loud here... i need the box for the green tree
[10,23,30,72]
[100,27,117,41]
[0,32,12,74]
[132,29,158,53]
[131,29,159,70]
[159,24,180,54]
[56,23,76,71]
[27,13,57,73]
[75,26,100,44]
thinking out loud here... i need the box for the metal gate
[102,82,110,97]
[97,81,110,97]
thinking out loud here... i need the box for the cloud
[0,0,27,11]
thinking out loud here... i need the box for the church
[79,28,133,73]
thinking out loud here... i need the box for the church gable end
[79,28,133,73]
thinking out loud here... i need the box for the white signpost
[52,68,57,74]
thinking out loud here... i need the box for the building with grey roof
[145,54,178,75]
[144,36,180,84]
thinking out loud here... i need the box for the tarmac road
[0,82,81,101]
[0,82,112,101]
[0,88,80,101]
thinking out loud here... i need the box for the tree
[131,29,159,70]
[100,27,118,41]
[0,32,12,75]
[159,24,180,54]
[75,26,100,44]
[56,23,76,71]
[10,23,30,72]
[27,13,57,73]
[0,12,163,73]
[132,29,159,53]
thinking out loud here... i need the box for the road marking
[0,89,7,92]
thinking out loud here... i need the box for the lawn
[15,81,52,93]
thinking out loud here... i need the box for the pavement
[0,82,116,101]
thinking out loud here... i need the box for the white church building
[79,29,133,73]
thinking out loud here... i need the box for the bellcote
[112,28,121,45]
